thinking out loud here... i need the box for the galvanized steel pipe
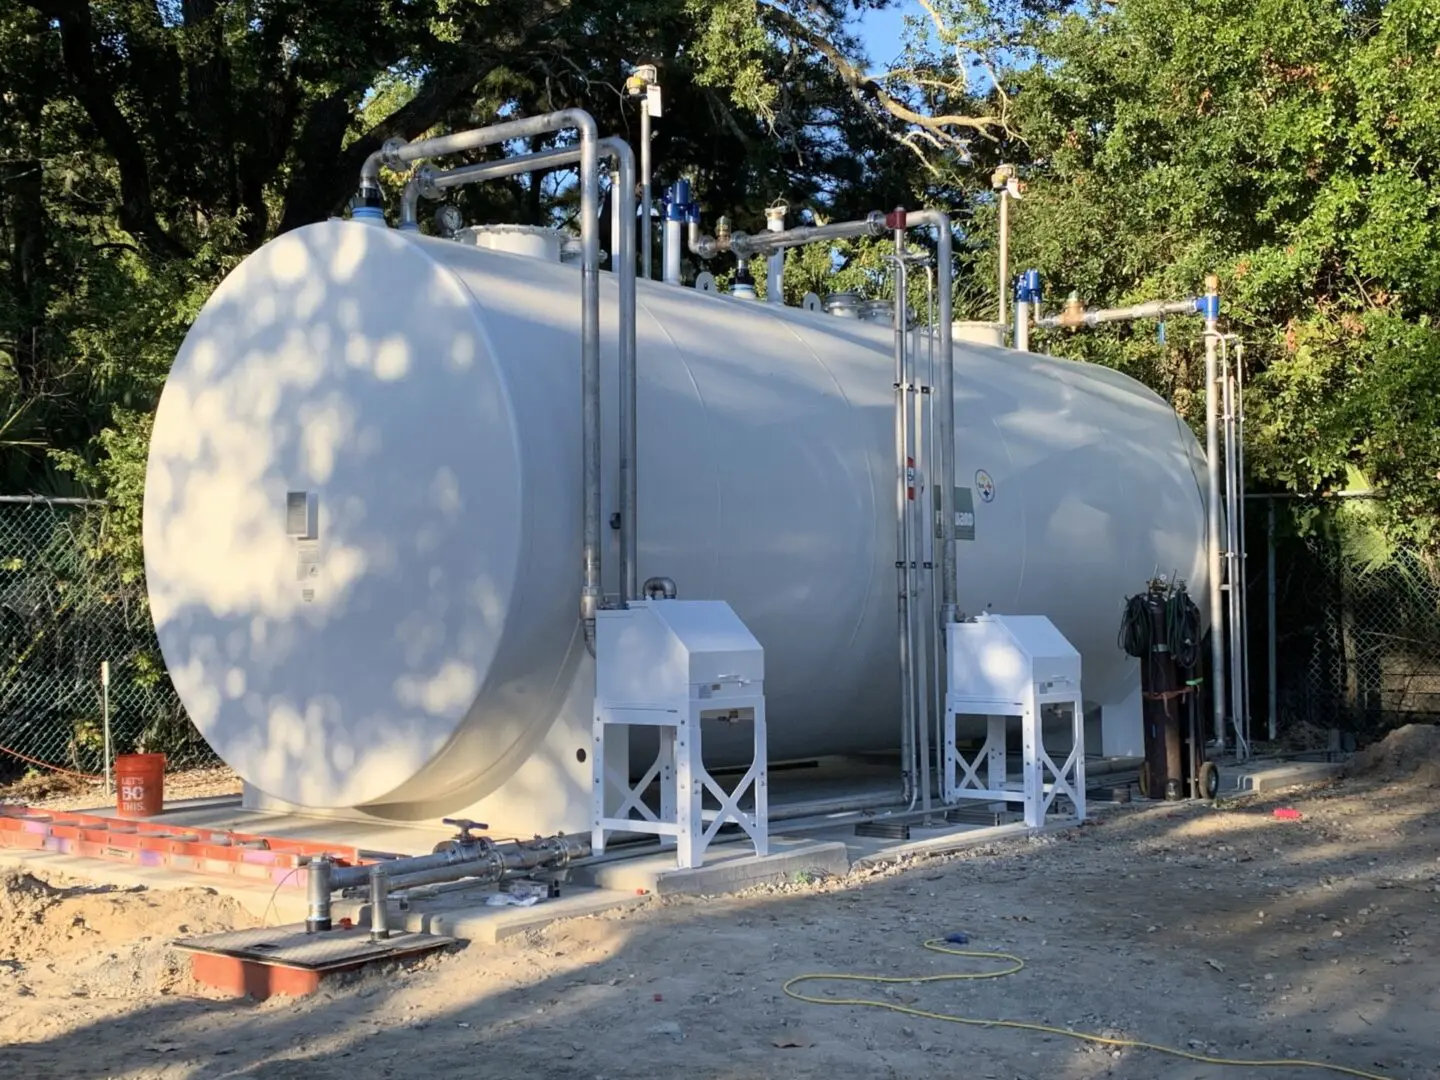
[368,864,390,941]
[730,213,887,259]
[765,205,787,303]
[356,110,603,641]
[308,831,590,934]
[905,209,957,623]
[394,123,642,610]
[1202,278,1225,749]
[1036,297,1199,330]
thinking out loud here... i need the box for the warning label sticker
[936,486,976,541]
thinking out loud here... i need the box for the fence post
[1267,499,1277,741]
[101,659,112,794]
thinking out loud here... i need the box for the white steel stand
[942,614,1087,828]
[592,600,767,869]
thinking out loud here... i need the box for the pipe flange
[864,210,887,236]
[380,137,408,169]
[415,164,444,201]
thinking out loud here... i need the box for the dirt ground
[0,764,241,812]
[2,740,1438,1080]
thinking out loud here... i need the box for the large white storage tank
[143,220,1208,824]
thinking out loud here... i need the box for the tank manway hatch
[593,599,767,869]
[943,614,1087,828]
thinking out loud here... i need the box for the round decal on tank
[975,469,996,503]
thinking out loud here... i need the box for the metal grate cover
[174,924,454,971]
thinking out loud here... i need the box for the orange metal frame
[0,805,372,888]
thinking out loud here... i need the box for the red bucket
[116,753,166,818]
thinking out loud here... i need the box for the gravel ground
[0,748,1437,1080]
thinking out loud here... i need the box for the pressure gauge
[434,204,464,238]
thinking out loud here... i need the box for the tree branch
[278,67,484,232]
[759,1,1007,157]
[25,0,191,258]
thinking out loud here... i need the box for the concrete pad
[338,884,648,944]
[1226,759,1344,793]
[846,817,1078,869]
[581,839,851,896]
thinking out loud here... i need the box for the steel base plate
[175,923,455,999]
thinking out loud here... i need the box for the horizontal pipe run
[399,146,583,240]
[392,115,589,166]
[1035,297,1198,329]
[729,213,887,259]
[329,846,490,892]
[380,859,503,892]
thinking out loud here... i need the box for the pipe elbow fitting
[643,576,678,600]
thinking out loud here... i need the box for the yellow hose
[782,939,1393,1080]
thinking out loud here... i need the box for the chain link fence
[0,496,216,782]
[1248,496,1440,749]
[3,491,1437,781]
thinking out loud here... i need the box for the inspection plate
[174,923,454,971]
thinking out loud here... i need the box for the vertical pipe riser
[891,233,915,804]
[306,857,333,934]
[640,108,652,280]
[997,192,1010,338]
[1267,498,1278,741]
[1202,279,1225,750]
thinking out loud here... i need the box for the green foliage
[8,0,1440,581]
[940,0,1440,552]
[1,0,925,534]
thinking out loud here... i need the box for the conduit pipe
[690,204,957,805]
[357,110,604,642]
[889,231,917,810]
[727,205,956,620]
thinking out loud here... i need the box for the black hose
[1117,594,1152,659]
[1166,590,1203,670]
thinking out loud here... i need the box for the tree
[4,0,1021,567]
[888,0,1440,550]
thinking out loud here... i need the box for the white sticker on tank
[296,539,320,600]
[975,469,996,503]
